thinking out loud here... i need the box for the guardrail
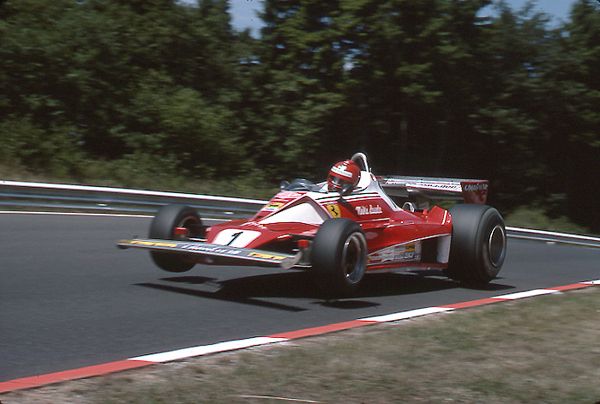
[506,226,600,249]
[0,180,268,219]
[1,180,599,248]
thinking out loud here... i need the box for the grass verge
[3,288,600,403]
[0,162,277,200]
[504,206,592,235]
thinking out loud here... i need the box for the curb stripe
[0,360,152,394]
[359,307,452,323]
[2,280,599,394]
[130,337,286,363]
[548,283,592,292]
[494,289,559,300]
[270,320,374,340]
[440,297,504,309]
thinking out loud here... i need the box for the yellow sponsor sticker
[130,240,178,248]
[263,202,284,212]
[326,204,341,218]
[248,252,286,260]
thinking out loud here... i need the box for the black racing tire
[446,204,507,285]
[311,218,367,298]
[149,205,204,273]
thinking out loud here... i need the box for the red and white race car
[118,153,507,297]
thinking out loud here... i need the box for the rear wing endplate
[377,176,489,206]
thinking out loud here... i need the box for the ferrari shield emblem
[326,204,341,218]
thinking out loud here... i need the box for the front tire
[311,219,367,297]
[446,204,507,285]
[149,205,204,273]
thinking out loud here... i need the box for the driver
[327,160,361,194]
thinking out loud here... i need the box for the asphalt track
[1,213,599,382]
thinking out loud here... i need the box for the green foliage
[125,71,246,175]
[0,117,85,177]
[0,0,598,229]
[505,205,591,234]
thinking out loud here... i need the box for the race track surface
[1,213,599,381]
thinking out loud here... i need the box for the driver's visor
[328,175,346,189]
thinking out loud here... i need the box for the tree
[543,0,600,229]
[257,0,349,176]
[0,0,251,178]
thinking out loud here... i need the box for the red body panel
[205,177,453,271]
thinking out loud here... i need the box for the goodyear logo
[463,183,488,192]
[130,240,178,248]
[248,252,287,261]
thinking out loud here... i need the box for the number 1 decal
[213,229,261,247]
[226,231,243,246]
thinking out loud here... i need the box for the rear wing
[377,176,489,206]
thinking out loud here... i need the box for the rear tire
[446,204,507,285]
[311,219,367,298]
[149,205,204,273]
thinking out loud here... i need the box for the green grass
[505,205,592,234]
[0,161,278,200]
[4,288,599,403]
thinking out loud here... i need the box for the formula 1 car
[118,153,507,297]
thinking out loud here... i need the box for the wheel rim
[488,224,506,267]
[174,215,201,239]
[341,232,367,284]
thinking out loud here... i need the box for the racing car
[118,153,507,297]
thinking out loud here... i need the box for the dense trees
[0,0,247,178]
[0,0,598,229]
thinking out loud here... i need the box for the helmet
[327,160,361,194]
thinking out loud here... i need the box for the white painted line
[0,211,225,223]
[0,180,268,205]
[236,395,321,403]
[507,234,600,248]
[583,280,600,285]
[495,289,559,300]
[130,337,286,363]
[0,211,153,218]
[359,307,453,323]
[506,226,600,242]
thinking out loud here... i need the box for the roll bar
[351,152,370,172]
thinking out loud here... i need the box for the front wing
[117,239,302,269]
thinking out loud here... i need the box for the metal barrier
[0,180,268,219]
[1,180,598,248]
[506,226,600,248]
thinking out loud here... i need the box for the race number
[213,229,261,247]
